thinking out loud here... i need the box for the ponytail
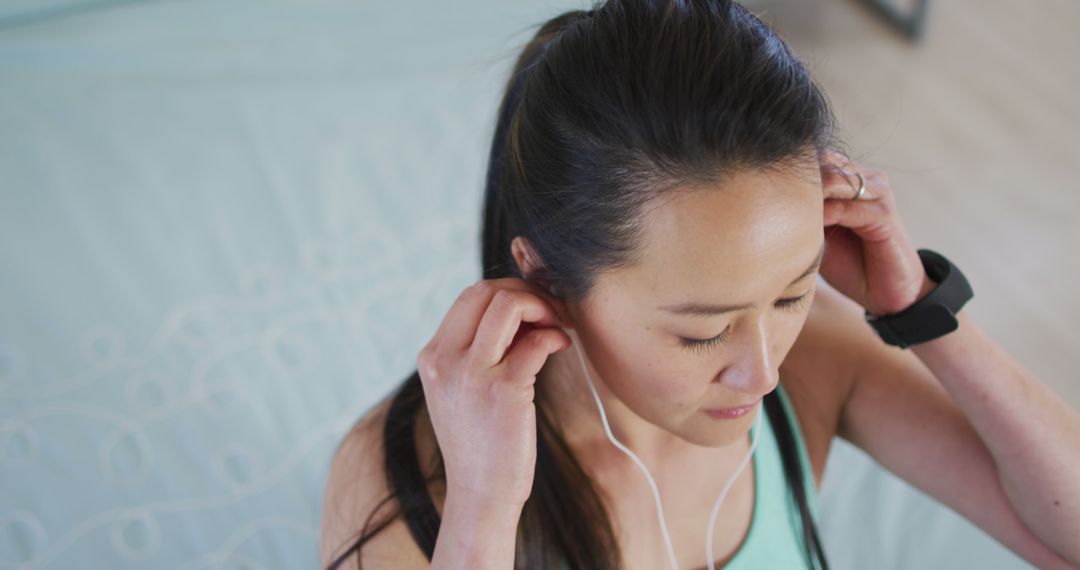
[482,10,594,280]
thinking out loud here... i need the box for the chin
[687,411,758,448]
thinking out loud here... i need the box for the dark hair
[328,0,841,568]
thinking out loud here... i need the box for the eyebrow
[658,240,826,317]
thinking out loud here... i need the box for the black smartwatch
[864,249,974,349]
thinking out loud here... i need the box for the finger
[817,149,852,197]
[819,150,878,202]
[822,198,894,242]
[475,278,567,322]
[497,327,572,385]
[431,278,564,353]
[821,163,871,202]
[484,282,565,330]
[470,288,564,368]
[503,277,568,317]
[428,283,498,353]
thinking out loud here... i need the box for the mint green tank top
[560,383,821,569]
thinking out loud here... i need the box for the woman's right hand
[415,278,572,509]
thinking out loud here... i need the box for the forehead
[609,167,823,299]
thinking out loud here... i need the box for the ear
[510,236,573,327]
[511,236,545,281]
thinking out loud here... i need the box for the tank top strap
[774,383,822,521]
[723,383,820,568]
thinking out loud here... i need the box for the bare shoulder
[320,393,440,569]
[779,277,873,487]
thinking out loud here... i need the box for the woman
[320,1,1080,568]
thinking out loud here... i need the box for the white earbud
[564,327,763,570]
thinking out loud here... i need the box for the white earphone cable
[565,328,762,570]
[706,402,762,570]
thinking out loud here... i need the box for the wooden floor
[746,0,1080,408]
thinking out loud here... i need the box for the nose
[715,315,779,396]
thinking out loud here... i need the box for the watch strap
[864,249,974,348]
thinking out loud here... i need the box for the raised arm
[816,149,1080,568]
[431,489,524,569]
[909,307,1080,565]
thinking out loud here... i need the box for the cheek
[777,315,812,357]
[587,342,686,404]
[574,308,712,409]
[624,359,709,411]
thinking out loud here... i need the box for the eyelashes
[680,325,732,354]
[775,289,815,312]
[679,289,815,354]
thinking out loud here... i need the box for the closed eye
[775,289,815,312]
[679,289,815,354]
[680,325,731,354]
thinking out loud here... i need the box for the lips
[706,398,760,411]
[703,398,760,419]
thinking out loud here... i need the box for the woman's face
[560,162,825,448]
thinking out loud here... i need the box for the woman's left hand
[817,149,935,317]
